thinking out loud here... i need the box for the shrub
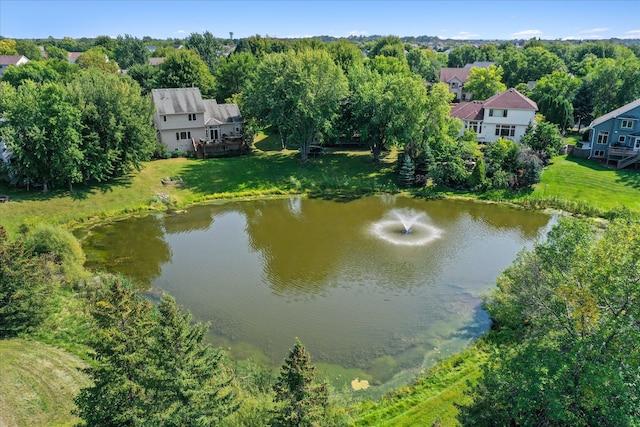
[24,224,87,284]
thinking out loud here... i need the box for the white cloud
[619,29,640,39]
[562,34,605,40]
[579,27,609,34]
[510,29,544,38]
[439,31,481,40]
[175,29,187,34]
[348,30,368,37]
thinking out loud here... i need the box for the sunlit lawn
[534,154,640,211]
[0,138,396,235]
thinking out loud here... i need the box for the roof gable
[152,88,206,115]
[483,88,538,111]
[439,67,471,83]
[450,101,484,121]
[204,99,242,125]
[589,99,640,128]
[0,55,29,66]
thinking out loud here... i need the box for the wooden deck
[192,138,250,159]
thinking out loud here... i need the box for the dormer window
[620,119,634,129]
[188,113,197,121]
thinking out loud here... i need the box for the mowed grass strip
[354,345,486,427]
[0,339,90,427]
[533,154,640,211]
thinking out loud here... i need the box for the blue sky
[2,0,639,41]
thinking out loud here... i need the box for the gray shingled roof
[204,99,242,126]
[151,88,206,115]
[589,98,640,128]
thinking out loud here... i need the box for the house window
[593,150,605,158]
[176,132,179,140]
[163,115,167,122]
[495,125,516,137]
[597,131,609,145]
[621,119,634,129]
[489,109,508,117]
[467,121,482,133]
[188,113,196,121]
[619,135,626,144]
[178,131,191,140]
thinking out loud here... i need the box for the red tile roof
[483,88,538,110]
[450,101,484,121]
[439,67,471,83]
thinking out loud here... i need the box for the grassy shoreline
[2,145,640,426]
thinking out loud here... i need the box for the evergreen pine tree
[272,338,329,427]
[467,157,487,190]
[74,276,154,426]
[145,293,239,426]
[397,154,416,188]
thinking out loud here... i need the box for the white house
[151,87,243,153]
[0,55,29,78]
[450,88,538,143]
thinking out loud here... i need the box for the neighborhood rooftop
[589,98,640,128]
[483,88,538,110]
[152,88,206,115]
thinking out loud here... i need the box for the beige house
[151,87,243,153]
[439,61,495,101]
[450,88,538,143]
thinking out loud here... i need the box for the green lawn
[0,339,90,427]
[533,154,640,212]
[0,147,397,235]
[354,345,487,427]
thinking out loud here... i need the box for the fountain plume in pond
[371,208,442,246]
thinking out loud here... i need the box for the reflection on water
[80,196,555,388]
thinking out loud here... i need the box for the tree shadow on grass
[177,151,396,200]
[563,154,640,191]
[0,174,135,203]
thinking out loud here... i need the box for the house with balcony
[151,87,245,156]
[450,88,538,143]
[583,99,640,169]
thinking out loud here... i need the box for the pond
[79,196,555,390]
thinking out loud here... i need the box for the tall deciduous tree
[67,69,156,180]
[214,52,257,101]
[351,68,428,161]
[76,48,119,73]
[460,217,640,426]
[0,80,83,191]
[327,39,364,74]
[113,34,149,70]
[407,48,443,83]
[531,70,581,130]
[156,49,216,97]
[185,31,224,73]
[272,338,329,427]
[463,65,506,100]
[244,49,348,160]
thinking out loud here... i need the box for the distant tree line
[1,34,639,193]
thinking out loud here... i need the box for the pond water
[79,196,555,390]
